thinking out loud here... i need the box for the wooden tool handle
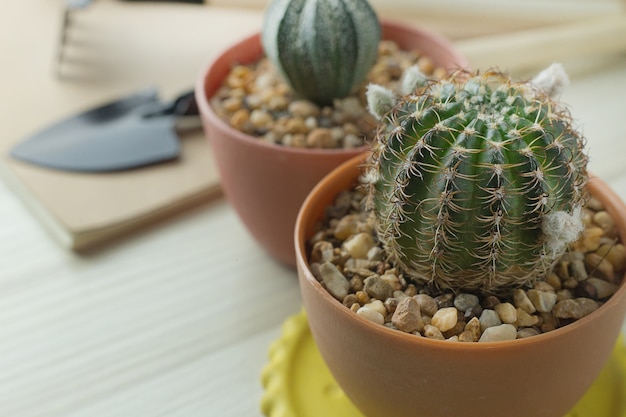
[455,15,626,74]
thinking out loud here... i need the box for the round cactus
[261,0,381,105]
[365,66,589,294]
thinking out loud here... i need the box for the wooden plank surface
[1,2,625,417]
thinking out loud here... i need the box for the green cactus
[261,0,381,105]
[365,67,589,294]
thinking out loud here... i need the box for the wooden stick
[209,0,619,23]
[370,0,619,23]
[454,15,626,74]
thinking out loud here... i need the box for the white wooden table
[2,3,626,417]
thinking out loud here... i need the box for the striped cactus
[365,65,589,294]
[261,0,381,105]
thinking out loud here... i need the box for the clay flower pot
[195,21,469,267]
[295,153,626,417]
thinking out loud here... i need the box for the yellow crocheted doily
[261,310,625,417]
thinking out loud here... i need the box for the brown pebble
[434,293,454,309]
[463,305,483,321]
[380,272,403,291]
[355,290,370,305]
[349,276,365,292]
[392,297,424,333]
[562,277,579,289]
[443,319,467,339]
[222,96,243,112]
[229,108,250,131]
[556,289,574,301]
[597,243,626,273]
[364,275,394,301]
[459,317,481,342]
[385,298,400,315]
[517,328,540,339]
[586,277,619,299]
[481,295,501,309]
[513,289,536,314]
[458,330,477,343]
[515,308,539,327]
[310,240,335,264]
[285,117,308,134]
[226,65,253,88]
[545,273,562,290]
[553,298,599,319]
[288,100,321,118]
[593,211,614,233]
[334,214,362,240]
[423,324,445,340]
[574,226,603,252]
[414,294,438,316]
[404,284,418,297]
[585,253,615,281]
[343,294,359,309]
[574,281,598,300]
[307,128,335,148]
[540,313,558,333]
[569,260,588,281]
[586,197,604,211]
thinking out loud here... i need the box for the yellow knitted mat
[261,310,625,417]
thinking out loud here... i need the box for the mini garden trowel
[10,89,199,172]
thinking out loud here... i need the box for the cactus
[365,65,589,294]
[261,0,381,105]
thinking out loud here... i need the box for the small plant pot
[195,21,469,267]
[295,153,626,417]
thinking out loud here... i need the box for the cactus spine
[262,0,381,105]
[365,67,588,294]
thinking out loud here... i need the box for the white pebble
[343,133,363,148]
[368,299,387,317]
[513,289,536,314]
[423,324,445,340]
[342,232,376,259]
[249,109,273,129]
[431,307,458,332]
[479,309,502,332]
[494,302,517,324]
[454,293,479,311]
[479,324,518,342]
[527,289,557,313]
[288,100,320,118]
[356,306,385,325]
[319,262,350,301]
[304,116,318,130]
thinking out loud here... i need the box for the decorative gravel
[306,185,625,342]
[210,40,449,149]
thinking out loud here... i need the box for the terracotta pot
[295,153,626,417]
[195,21,470,267]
